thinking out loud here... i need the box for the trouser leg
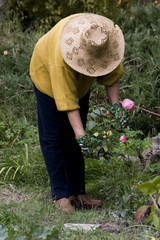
[34,85,90,200]
[34,85,72,200]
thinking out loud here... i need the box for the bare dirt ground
[0,185,28,202]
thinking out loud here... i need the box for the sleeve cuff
[97,62,123,86]
[55,98,80,111]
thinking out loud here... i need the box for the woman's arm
[67,110,85,139]
[67,81,120,138]
[105,80,119,105]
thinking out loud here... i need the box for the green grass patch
[0,184,158,240]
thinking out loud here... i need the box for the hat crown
[81,24,108,50]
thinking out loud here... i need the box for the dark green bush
[5,0,118,30]
[5,0,157,30]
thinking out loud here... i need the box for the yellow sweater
[30,14,123,111]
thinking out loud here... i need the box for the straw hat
[60,13,125,77]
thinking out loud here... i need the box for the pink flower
[107,110,110,115]
[120,99,135,110]
[120,135,126,143]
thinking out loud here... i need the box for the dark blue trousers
[34,85,90,200]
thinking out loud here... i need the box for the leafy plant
[135,176,160,231]
[0,224,59,240]
[0,119,48,184]
[24,224,59,240]
[0,143,32,180]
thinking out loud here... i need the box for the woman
[30,13,129,213]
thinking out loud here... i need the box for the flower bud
[120,135,126,143]
[120,99,135,110]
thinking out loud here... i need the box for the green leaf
[153,214,160,230]
[0,225,8,240]
[151,176,160,190]
[151,205,156,213]
[146,213,153,223]
[99,157,105,162]
[158,196,160,206]
[87,120,96,130]
[93,132,99,137]
[151,176,160,185]
[137,182,157,194]
[103,145,108,152]
[32,225,59,240]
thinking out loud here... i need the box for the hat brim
[60,13,125,77]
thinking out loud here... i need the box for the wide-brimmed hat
[60,13,125,77]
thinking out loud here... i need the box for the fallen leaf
[135,205,150,222]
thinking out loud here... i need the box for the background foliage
[115,4,160,135]
[5,0,159,30]
[5,0,124,29]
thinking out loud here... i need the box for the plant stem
[135,106,160,117]
[149,193,159,210]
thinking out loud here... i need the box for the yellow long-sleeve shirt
[30,14,123,111]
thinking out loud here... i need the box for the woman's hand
[105,82,130,128]
[77,132,100,158]
[109,102,130,128]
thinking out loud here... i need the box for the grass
[0,184,158,240]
